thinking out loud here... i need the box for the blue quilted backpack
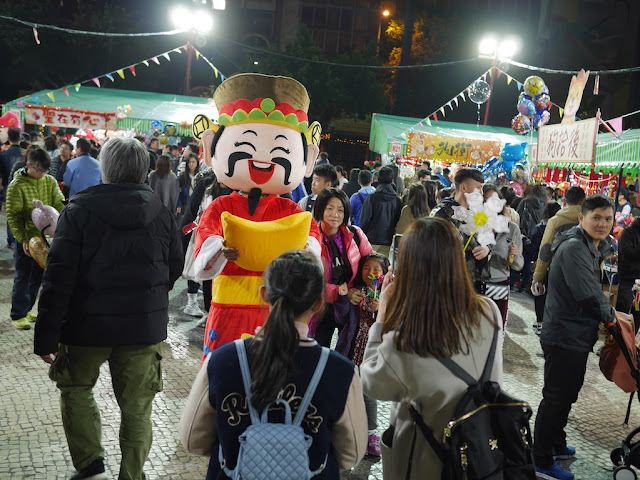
[219,339,330,480]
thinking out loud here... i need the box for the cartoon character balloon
[0,112,22,144]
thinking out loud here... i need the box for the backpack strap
[407,403,447,464]
[358,192,365,205]
[293,347,330,426]
[436,324,499,385]
[234,339,261,425]
[347,225,361,249]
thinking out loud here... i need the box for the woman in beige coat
[360,217,503,480]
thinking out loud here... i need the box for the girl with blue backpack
[179,251,368,479]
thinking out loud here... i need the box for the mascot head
[192,74,321,199]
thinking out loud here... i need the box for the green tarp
[2,87,218,136]
[369,113,535,156]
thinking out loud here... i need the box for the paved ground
[0,209,635,480]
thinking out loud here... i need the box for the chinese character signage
[24,105,117,130]
[407,133,501,165]
[537,117,598,164]
[389,141,403,155]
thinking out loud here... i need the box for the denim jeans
[7,223,15,246]
[11,243,43,320]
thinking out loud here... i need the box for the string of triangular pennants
[15,43,226,106]
[395,67,566,141]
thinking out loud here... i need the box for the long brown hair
[382,217,493,358]
[154,154,172,178]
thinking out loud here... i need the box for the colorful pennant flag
[507,75,513,85]
[497,69,502,79]
[446,101,453,111]
[62,87,69,96]
[558,107,564,118]
[142,60,149,67]
[433,112,438,122]
[426,117,432,127]
[162,53,171,62]
[105,73,114,82]
[213,66,219,78]
[439,107,445,117]
[128,65,136,76]
[16,100,24,106]
[182,46,189,53]
[195,50,200,60]
[151,56,160,65]
[482,73,487,82]
[516,81,523,90]
[46,92,55,102]
[173,48,182,54]
[117,69,125,79]
[32,96,40,105]
[400,133,407,140]
[74,83,81,92]
[609,117,623,133]
[92,77,101,87]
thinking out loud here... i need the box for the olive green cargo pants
[49,343,163,480]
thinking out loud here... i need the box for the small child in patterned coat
[334,253,389,457]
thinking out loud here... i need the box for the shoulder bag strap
[358,192,365,205]
[234,339,260,425]
[293,347,330,426]
[347,225,361,249]
[406,403,447,464]
[480,326,499,383]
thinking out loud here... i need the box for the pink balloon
[510,181,523,196]
[31,200,59,237]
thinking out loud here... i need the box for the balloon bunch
[512,76,551,135]
[116,105,132,119]
[482,143,527,184]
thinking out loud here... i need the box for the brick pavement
[0,208,634,480]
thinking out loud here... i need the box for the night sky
[1,0,638,130]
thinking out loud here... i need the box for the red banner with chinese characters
[407,132,501,165]
[24,105,117,130]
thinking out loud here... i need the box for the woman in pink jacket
[310,188,372,347]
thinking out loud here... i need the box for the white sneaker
[183,303,205,316]
[196,314,208,327]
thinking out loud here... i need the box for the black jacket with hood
[619,217,640,284]
[540,225,615,352]
[34,183,183,355]
[359,183,402,246]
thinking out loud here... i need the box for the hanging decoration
[11,44,227,108]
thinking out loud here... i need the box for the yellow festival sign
[407,132,501,165]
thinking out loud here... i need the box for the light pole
[171,6,213,94]
[376,9,390,57]
[478,36,519,125]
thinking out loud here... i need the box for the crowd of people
[2,121,640,480]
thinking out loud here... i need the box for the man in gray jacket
[533,194,616,480]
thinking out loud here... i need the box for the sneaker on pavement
[12,318,31,330]
[26,312,37,322]
[367,434,381,457]
[183,304,205,316]
[553,446,576,460]
[534,325,542,336]
[69,458,108,480]
[196,314,208,327]
[535,462,574,480]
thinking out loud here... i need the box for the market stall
[2,86,218,143]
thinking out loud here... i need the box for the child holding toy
[334,253,390,457]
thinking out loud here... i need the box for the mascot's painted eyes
[234,141,256,150]
[271,146,290,154]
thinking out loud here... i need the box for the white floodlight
[478,37,498,55]
[498,38,519,58]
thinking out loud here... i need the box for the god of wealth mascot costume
[0,112,21,145]
[191,73,322,355]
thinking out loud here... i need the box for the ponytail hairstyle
[250,251,325,412]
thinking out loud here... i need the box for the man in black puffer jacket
[34,137,183,480]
